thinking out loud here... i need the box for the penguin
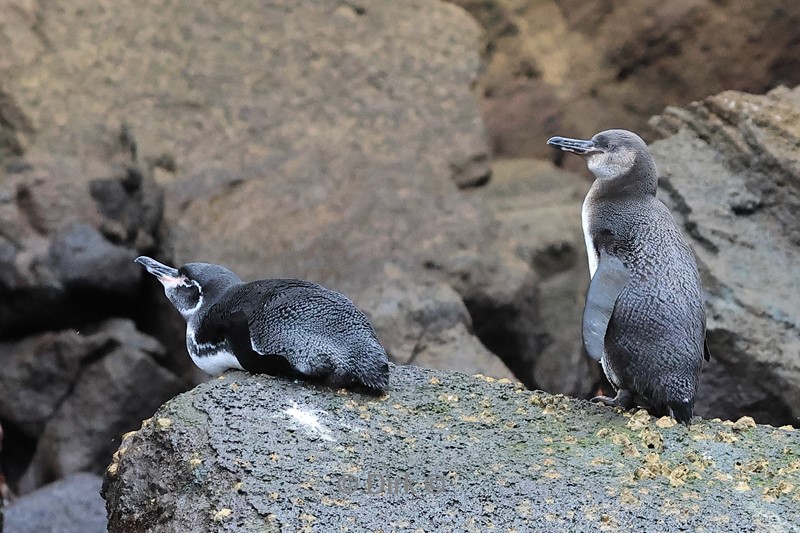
[546,129,709,423]
[135,256,390,393]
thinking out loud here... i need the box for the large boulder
[0,119,190,495]
[0,319,184,494]
[103,366,800,532]
[4,473,107,533]
[2,0,580,497]
[1,0,494,287]
[0,131,162,337]
[0,0,546,386]
[481,159,596,395]
[355,275,514,380]
[648,85,800,426]
[449,0,800,161]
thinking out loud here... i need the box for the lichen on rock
[103,365,800,532]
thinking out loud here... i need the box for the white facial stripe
[159,274,193,289]
[162,277,204,319]
[183,292,204,316]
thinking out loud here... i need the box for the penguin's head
[546,129,657,194]
[135,256,243,321]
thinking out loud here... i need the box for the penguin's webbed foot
[591,389,634,409]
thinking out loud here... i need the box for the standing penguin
[135,256,390,393]
[547,129,708,423]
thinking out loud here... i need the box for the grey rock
[355,275,514,380]
[648,85,800,425]
[48,223,140,293]
[102,365,800,532]
[0,0,585,406]
[5,473,106,533]
[18,322,184,493]
[0,319,168,440]
[0,0,548,388]
[0,329,109,438]
[0,319,184,495]
[0,132,163,336]
[481,158,596,396]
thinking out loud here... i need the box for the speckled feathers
[136,257,390,392]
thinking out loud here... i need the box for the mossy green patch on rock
[103,365,799,532]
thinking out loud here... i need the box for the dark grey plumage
[135,257,390,392]
[547,129,707,423]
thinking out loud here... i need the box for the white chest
[186,327,245,376]
[581,196,599,278]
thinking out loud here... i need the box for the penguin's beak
[546,136,602,155]
[134,256,181,283]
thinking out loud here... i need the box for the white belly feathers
[186,327,245,375]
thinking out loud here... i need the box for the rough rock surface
[1,0,493,287]
[648,85,800,426]
[355,276,514,380]
[0,131,162,337]
[4,473,107,533]
[0,116,199,495]
[481,159,595,395]
[103,365,800,532]
[0,0,544,387]
[449,0,800,161]
[0,319,184,494]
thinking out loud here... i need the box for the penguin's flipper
[582,252,630,362]
[703,339,712,362]
[224,311,297,376]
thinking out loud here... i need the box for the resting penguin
[135,256,390,393]
[546,129,708,423]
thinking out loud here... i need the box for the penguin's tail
[668,399,694,425]
[353,340,390,393]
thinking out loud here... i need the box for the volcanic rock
[103,365,800,532]
[450,0,800,161]
[649,85,800,426]
[4,473,107,533]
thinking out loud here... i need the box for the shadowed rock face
[0,135,163,338]
[0,126,187,495]
[102,365,800,532]
[0,0,553,392]
[449,0,800,163]
[649,86,800,425]
[4,473,106,533]
[481,159,596,396]
[354,276,515,380]
[0,319,184,494]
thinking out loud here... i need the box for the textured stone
[450,0,800,160]
[0,133,162,336]
[49,223,140,293]
[4,473,106,533]
[648,86,800,425]
[103,366,800,532]
[0,0,552,390]
[355,275,514,380]
[481,158,596,396]
[0,319,184,494]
